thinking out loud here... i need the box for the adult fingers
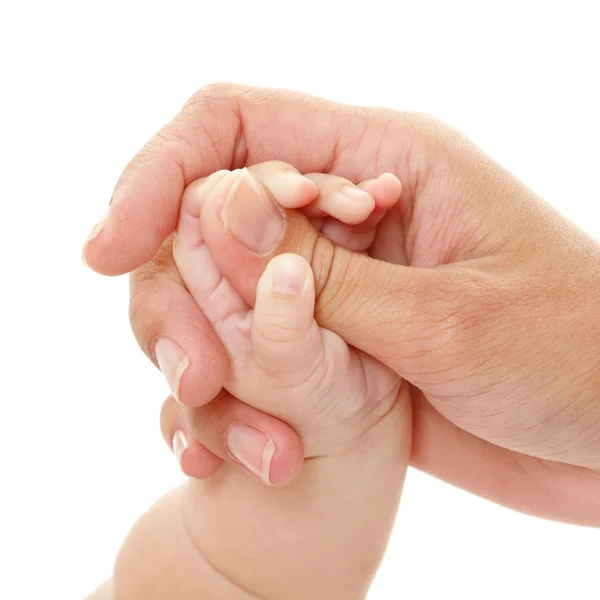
[129,234,230,407]
[82,83,430,275]
[159,385,305,486]
[198,167,457,383]
[177,390,305,486]
[160,395,223,480]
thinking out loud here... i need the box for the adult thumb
[199,168,460,380]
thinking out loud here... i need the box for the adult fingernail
[221,169,285,255]
[154,338,189,402]
[226,425,276,485]
[172,430,188,467]
[82,208,110,267]
[259,254,309,297]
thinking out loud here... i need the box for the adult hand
[83,84,600,525]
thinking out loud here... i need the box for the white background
[1,1,599,599]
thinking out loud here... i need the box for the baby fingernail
[226,425,276,485]
[271,254,309,296]
[264,170,317,205]
[154,338,189,402]
[221,169,285,255]
[339,185,371,202]
[172,430,188,466]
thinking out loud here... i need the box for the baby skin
[96,164,412,600]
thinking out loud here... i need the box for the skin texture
[105,405,408,600]
[83,84,600,525]
[167,163,403,480]
[100,215,409,599]
[86,168,410,600]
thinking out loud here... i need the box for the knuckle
[179,83,247,170]
[187,82,244,106]
[385,111,464,195]
[183,83,243,125]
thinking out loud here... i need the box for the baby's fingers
[251,162,380,226]
[316,173,403,251]
[301,173,376,225]
[247,161,319,208]
[360,173,403,211]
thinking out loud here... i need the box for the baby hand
[166,162,405,481]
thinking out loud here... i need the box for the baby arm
[90,166,411,600]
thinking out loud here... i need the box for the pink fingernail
[263,170,318,207]
[258,254,309,296]
[154,338,189,402]
[225,425,276,485]
[339,185,372,202]
[221,169,285,255]
[172,430,188,466]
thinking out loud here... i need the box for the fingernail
[154,338,189,402]
[221,169,285,255]
[226,425,276,485]
[263,254,309,296]
[263,170,317,205]
[339,185,371,202]
[82,208,110,267]
[172,430,188,466]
